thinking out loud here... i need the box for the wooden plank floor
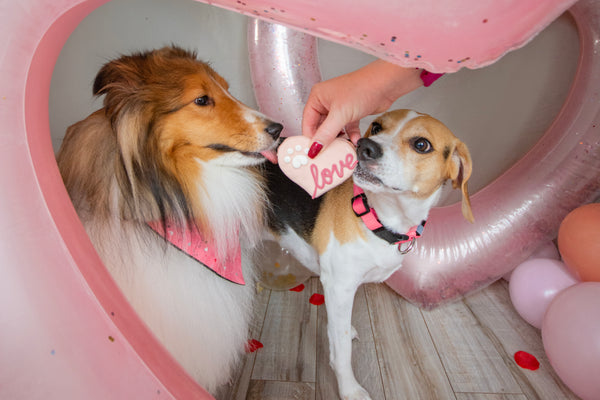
[215,278,579,400]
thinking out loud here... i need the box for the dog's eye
[370,122,383,135]
[411,137,433,154]
[194,95,212,106]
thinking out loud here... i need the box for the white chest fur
[321,230,407,284]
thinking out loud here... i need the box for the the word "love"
[310,153,357,198]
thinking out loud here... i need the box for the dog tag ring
[398,237,417,255]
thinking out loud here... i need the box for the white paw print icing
[283,144,309,169]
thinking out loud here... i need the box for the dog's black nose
[265,122,283,139]
[357,138,383,161]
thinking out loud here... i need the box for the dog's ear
[447,141,474,223]
[92,52,153,130]
[93,59,123,97]
[92,49,194,228]
[93,46,198,97]
[93,53,147,97]
[92,52,164,219]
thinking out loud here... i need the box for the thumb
[344,121,361,145]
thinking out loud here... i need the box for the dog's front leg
[320,270,372,400]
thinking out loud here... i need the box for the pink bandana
[147,221,244,285]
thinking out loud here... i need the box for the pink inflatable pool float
[1,0,597,397]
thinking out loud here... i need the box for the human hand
[302,60,423,158]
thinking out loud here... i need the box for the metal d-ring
[398,237,416,255]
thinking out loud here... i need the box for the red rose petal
[514,351,540,370]
[245,339,263,353]
[289,284,305,292]
[309,293,325,305]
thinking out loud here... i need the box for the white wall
[50,0,579,205]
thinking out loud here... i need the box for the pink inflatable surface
[0,1,210,398]
[215,0,577,72]
[0,0,591,397]
[246,1,600,309]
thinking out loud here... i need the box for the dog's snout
[265,122,283,140]
[357,138,383,161]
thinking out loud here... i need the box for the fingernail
[308,141,323,159]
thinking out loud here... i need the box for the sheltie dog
[56,46,282,393]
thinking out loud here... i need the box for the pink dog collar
[147,221,244,285]
[351,184,426,253]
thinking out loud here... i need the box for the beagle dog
[263,109,473,400]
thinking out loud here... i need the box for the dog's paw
[341,385,372,400]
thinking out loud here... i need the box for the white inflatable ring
[1,0,598,398]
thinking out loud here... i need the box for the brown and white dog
[56,47,282,393]
[263,109,474,400]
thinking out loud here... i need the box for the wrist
[365,61,423,105]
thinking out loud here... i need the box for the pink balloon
[503,241,560,281]
[249,0,600,309]
[542,283,600,400]
[529,241,561,261]
[509,259,579,329]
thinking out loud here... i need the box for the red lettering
[310,152,357,198]
[346,153,358,169]
[322,166,333,185]
[310,164,322,198]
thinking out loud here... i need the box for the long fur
[57,46,281,393]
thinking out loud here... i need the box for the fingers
[301,100,325,141]
[308,111,349,158]
[303,98,361,159]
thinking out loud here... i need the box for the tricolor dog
[57,47,282,394]
[263,109,473,400]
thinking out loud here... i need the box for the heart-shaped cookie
[277,136,357,199]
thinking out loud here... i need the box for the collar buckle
[351,192,371,217]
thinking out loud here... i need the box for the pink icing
[310,152,357,198]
